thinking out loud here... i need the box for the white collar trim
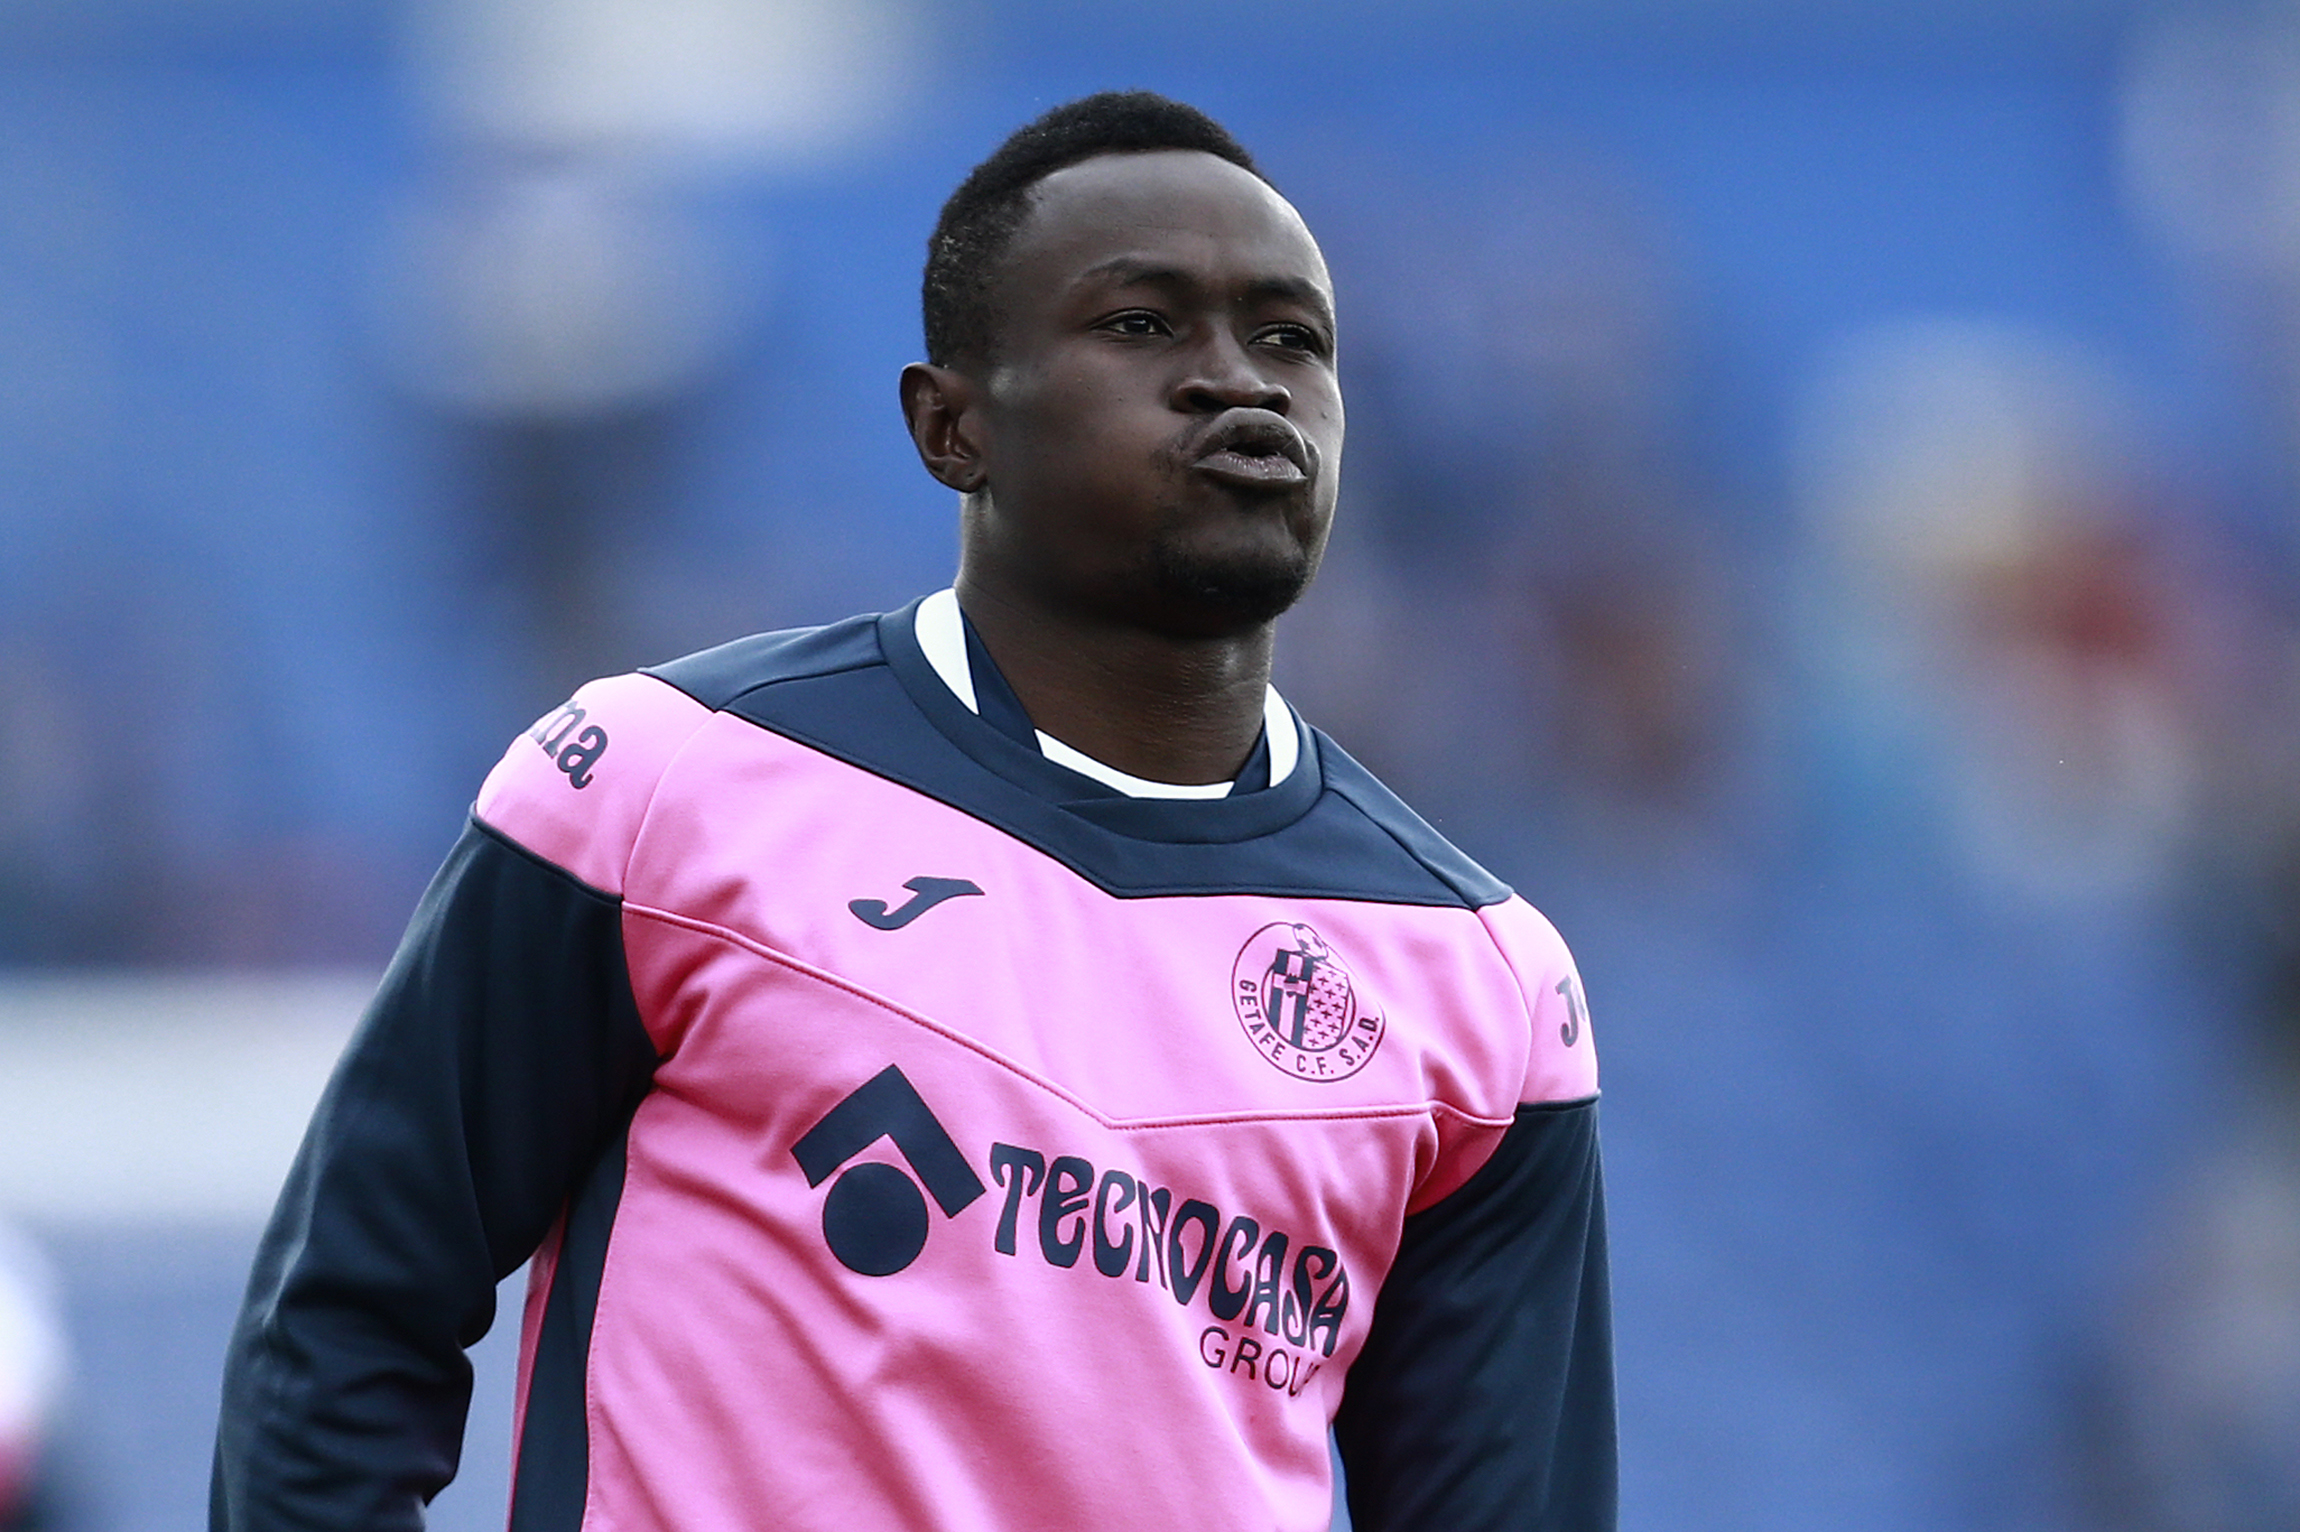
[911,588,1298,800]
[915,587,978,713]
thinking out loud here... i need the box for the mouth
[1190,413,1311,490]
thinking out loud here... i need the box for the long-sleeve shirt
[212,596,1614,1531]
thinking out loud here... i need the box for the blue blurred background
[4,0,2300,1527]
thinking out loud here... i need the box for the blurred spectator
[379,0,926,710]
[1764,320,2243,1526]
[377,153,739,701]
[1793,320,2218,917]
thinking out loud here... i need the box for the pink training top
[213,600,1609,1532]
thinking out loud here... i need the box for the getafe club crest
[1232,923,1385,1081]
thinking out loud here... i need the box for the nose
[1173,331,1291,415]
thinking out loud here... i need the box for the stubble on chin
[1146,525,1319,631]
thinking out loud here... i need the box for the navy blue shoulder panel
[641,613,884,708]
[644,605,1511,910]
[1312,733,1511,908]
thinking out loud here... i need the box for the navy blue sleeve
[1334,1099,1616,1532]
[210,820,658,1531]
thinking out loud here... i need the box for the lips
[1190,413,1311,490]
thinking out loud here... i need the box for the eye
[1257,322,1330,358]
[1096,310,1171,338]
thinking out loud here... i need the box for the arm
[209,820,658,1531]
[1334,1099,1613,1531]
[1335,895,1616,1531]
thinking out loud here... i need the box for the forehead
[1000,149,1332,307]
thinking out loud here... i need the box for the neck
[953,578,1275,786]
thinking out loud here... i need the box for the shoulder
[473,613,887,894]
[1475,895,1600,1105]
[1313,729,1599,1106]
[1308,728,1510,908]
[640,612,885,710]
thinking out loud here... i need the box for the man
[212,91,1614,1531]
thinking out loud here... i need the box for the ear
[900,362,988,494]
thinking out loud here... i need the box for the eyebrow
[1075,257,1336,328]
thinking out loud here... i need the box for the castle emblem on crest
[1232,922,1386,1081]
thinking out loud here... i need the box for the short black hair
[922,90,1267,368]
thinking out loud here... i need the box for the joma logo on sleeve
[1555,972,1590,1048]
[527,700,610,789]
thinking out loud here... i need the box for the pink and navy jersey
[213,599,1614,1532]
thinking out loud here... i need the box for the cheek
[1025,413,1175,501]
[1303,389,1345,450]
[1004,375,1128,458]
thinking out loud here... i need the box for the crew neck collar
[911,587,1297,800]
[876,595,1324,846]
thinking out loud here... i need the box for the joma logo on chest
[527,699,609,789]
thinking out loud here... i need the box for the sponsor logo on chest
[792,1066,1352,1402]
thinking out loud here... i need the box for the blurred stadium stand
[5,1,2300,1528]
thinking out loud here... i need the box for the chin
[1147,539,1318,633]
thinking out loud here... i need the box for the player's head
[922,91,1267,371]
[901,92,1344,640]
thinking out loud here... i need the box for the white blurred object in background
[378,159,737,419]
[411,0,924,167]
[2121,9,2300,282]
[0,1222,65,1522]
[385,0,925,418]
[2123,7,2300,532]
[0,975,366,1226]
